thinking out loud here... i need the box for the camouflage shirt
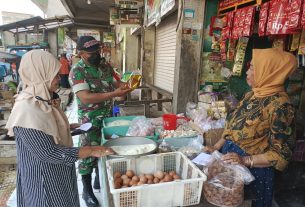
[69,59,114,127]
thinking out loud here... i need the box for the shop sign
[110,7,120,25]
[115,0,143,9]
[77,29,100,41]
[120,9,141,24]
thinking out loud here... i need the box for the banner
[77,29,100,41]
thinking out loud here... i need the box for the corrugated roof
[0,16,73,33]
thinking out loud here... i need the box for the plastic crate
[103,116,144,127]
[106,152,207,207]
[101,126,159,144]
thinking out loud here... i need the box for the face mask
[87,52,101,66]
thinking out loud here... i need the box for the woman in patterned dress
[5,50,114,207]
[205,48,297,207]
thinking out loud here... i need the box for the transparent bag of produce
[126,117,154,137]
[178,135,203,159]
[203,151,255,207]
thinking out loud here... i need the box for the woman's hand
[70,123,81,130]
[202,146,217,154]
[78,146,115,159]
[90,146,115,157]
[221,152,244,165]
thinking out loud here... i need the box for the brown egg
[121,174,129,180]
[154,171,164,180]
[114,172,122,179]
[114,180,122,189]
[123,178,131,186]
[114,178,123,185]
[140,176,148,183]
[173,174,180,180]
[147,179,153,184]
[131,184,138,187]
[164,175,173,182]
[169,171,176,176]
[137,181,145,186]
[159,180,165,183]
[153,177,160,184]
[122,185,129,188]
[132,176,140,182]
[145,174,154,180]
[126,170,135,178]
[129,180,137,187]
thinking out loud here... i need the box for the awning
[0,15,74,33]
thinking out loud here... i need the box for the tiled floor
[6,99,103,207]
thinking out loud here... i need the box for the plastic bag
[178,135,203,159]
[203,151,255,207]
[126,117,154,136]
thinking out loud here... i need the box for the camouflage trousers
[78,127,101,175]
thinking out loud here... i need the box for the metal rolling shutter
[154,12,177,93]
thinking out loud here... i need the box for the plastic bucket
[162,114,177,130]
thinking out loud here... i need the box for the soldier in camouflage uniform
[69,36,130,207]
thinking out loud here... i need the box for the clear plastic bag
[126,117,154,136]
[178,135,203,159]
[203,151,255,207]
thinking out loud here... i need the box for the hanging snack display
[243,6,255,37]
[266,0,290,35]
[259,2,270,36]
[298,30,305,54]
[227,39,237,61]
[288,0,303,31]
[232,37,249,76]
[290,33,301,51]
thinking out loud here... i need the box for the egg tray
[106,152,207,207]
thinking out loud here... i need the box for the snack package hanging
[221,27,231,40]
[266,0,290,35]
[227,39,238,61]
[238,8,246,37]
[298,30,305,54]
[301,0,305,28]
[203,151,255,207]
[227,11,235,29]
[259,2,270,36]
[288,0,303,31]
[232,37,249,76]
[243,6,255,36]
[232,9,241,39]
[290,33,301,51]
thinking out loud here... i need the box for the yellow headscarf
[252,48,297,98]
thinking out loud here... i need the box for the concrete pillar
[142,27,155,85]
[172,0,206,113]
[48,30,58,57]
[125,28,139,71]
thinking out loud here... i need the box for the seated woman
[6,50,114,207]
[205,48,297,207]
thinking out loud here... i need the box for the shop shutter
[154,12,177,93]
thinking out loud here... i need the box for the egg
[129,180,137,187]
[114,178,123,185]
[122,185,129,188]
[114,172,122,179]
[147,179,154,184]
[131,175,138,181]
[121,174,129,180]
[114,180,122,189]
[154,171,164,180]
[145,174,154,180]
[126,170,135,178]
[159,180,165,183]
[153,177,160,184]
[137,181,145,186]
[140,176,148,183]
[169,171,176,176]
[164,175,173,182]
[123,178,131,186]
[173,174,181,180]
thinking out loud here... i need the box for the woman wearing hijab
[6,50,114,207]
[204,48,297,207]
